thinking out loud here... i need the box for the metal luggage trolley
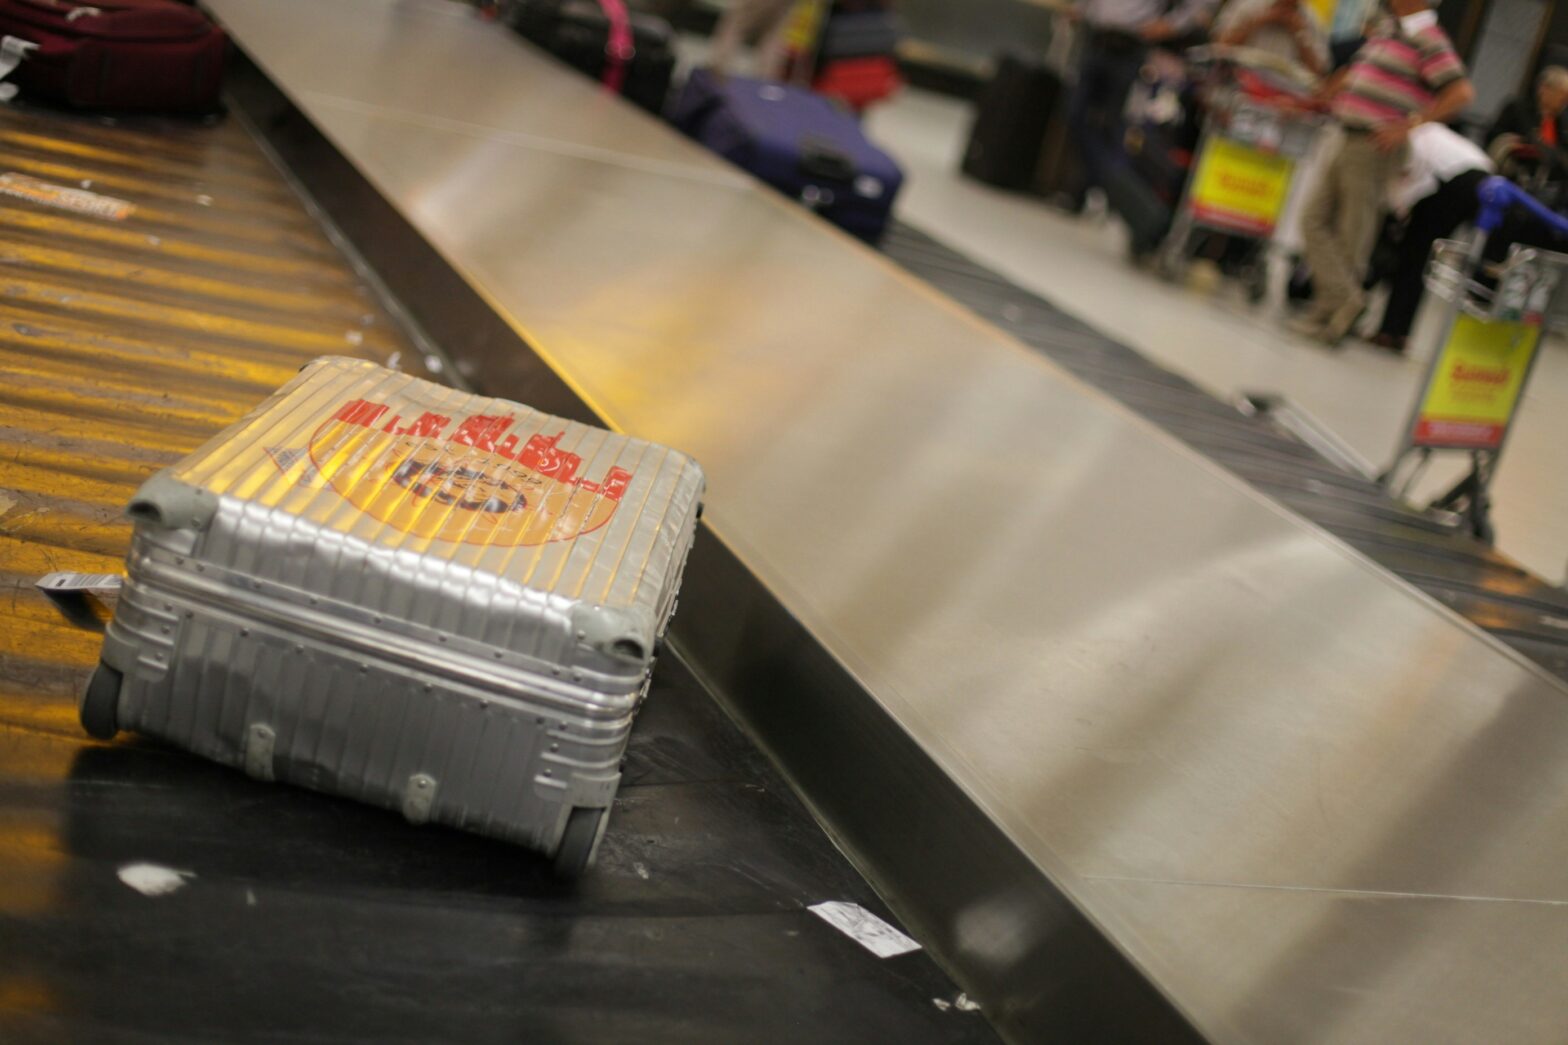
[1158,55,1322,301]
[1382,176,1568,542]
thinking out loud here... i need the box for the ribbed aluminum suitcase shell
[84,357,705,875]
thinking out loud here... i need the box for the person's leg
[1296,137,1348,327]
[1093,46,1176,253]
[755,0,803,82]
[1319,136,1395,341]
[711,0,793,75]
[709,0,755,74]
[1376,198,1443,345]
[1069,40,1113,188]
[1097,46,1144,176]
[1071,39,1145,185]
[1377,170,1485,345]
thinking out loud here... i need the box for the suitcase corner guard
[127,473,220,532]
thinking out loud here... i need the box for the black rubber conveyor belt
[0,103,995,1045]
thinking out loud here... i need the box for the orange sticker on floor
[303,398,633,547]
[0,172,134,221]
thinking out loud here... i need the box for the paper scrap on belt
[808,901,921,958]
[36,572,123,596]
[0,172,134,220]
[117,863,194,897]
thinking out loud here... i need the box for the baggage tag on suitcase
[83,357,705,877]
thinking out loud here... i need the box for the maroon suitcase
[0,0,225,112]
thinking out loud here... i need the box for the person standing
[1291,0,1474,346]
[1213,0,1328,79]
[1369,123,1493,352]
[1487,66,1568,204]
[1488,66,1568,156]
[1069,0,1218,257]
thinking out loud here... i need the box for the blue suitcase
[670,70,903,243]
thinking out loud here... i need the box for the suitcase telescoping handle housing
[798,134,856,209]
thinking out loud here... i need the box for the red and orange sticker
[293,398,633,547]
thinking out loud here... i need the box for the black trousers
[1068,31,1172,252]
[1068,31,1145,189]
[1379,169,1487,340]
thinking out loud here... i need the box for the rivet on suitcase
[80,357,706,877]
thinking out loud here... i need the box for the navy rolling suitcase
[670,70,903,243]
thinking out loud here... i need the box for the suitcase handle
[800,135,855,183]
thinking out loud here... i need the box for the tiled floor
[866,87,1568,585]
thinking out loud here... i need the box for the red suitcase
[0,0,225,112]
[813,55,901,112]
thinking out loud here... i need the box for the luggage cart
[1382,176,1568,542]
[1157,56,1322,301]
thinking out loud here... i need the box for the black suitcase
[508,0,676,114]
[962,52,1064,191]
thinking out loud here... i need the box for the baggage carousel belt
[879,221,1568,683]
[0,105,994,1043]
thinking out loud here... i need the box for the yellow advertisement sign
[1188,137,1293,235]
[1413,314,1540,450]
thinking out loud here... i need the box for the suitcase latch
[801,184,837,210]
[244,724,276,781]
[402,773,438,825]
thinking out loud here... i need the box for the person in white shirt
[1370,122,1493,352]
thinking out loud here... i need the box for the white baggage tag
[808,901,922,958]
[37,572,124,596]
[37,572,122,626]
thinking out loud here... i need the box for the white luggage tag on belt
[37,572,124,597]
[808,901,922,958]
[0,37,39,103]
[37,572,123,628]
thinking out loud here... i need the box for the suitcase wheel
[80,661,123,740]
[552,806,606,879]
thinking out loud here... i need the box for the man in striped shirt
[1292,0,1474,345]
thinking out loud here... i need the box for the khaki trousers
[1300,133,1405,320]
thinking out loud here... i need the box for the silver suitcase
[81,356,705,876]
